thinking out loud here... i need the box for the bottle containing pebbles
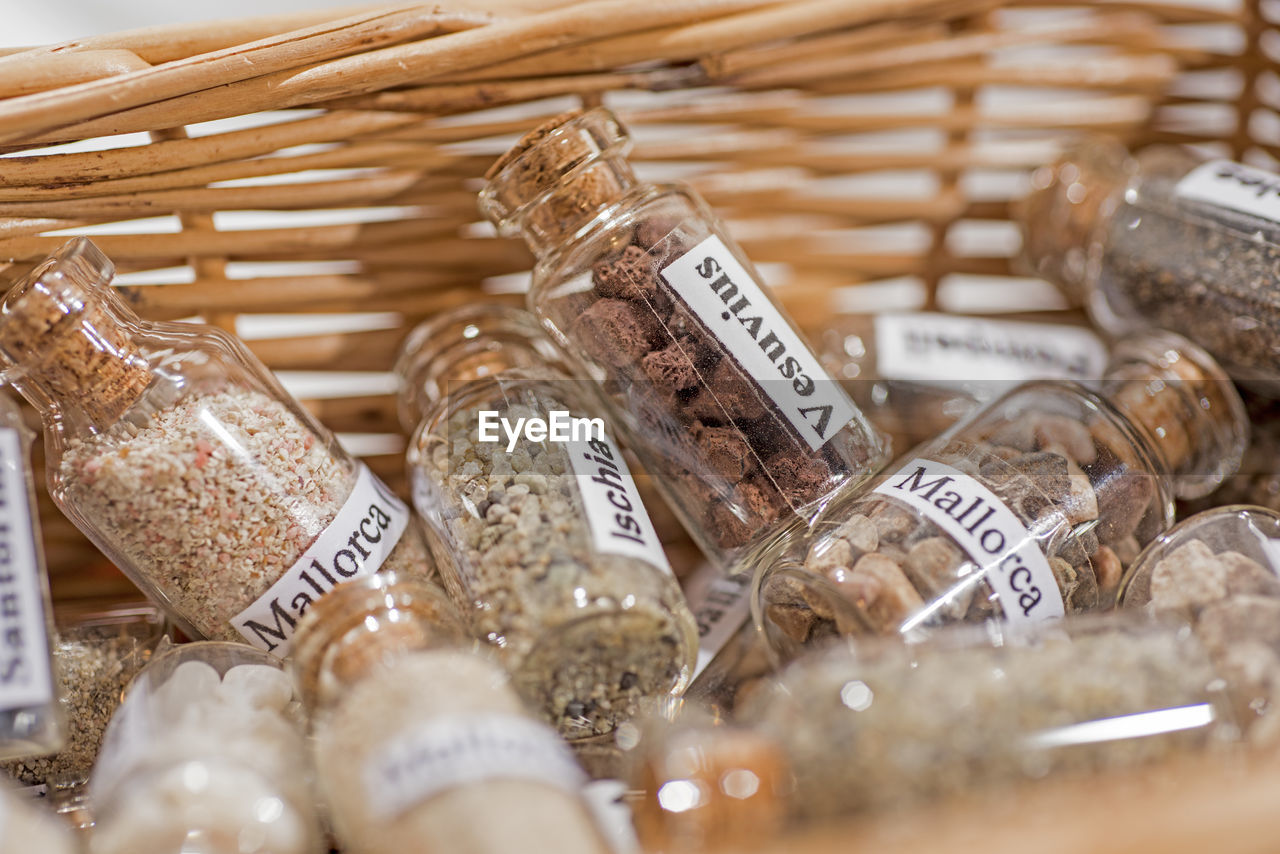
[1119,504,1280,744]
[89,641,323,854]
[1019,139,1280,389]
[4,599,167,809]
[480,108,887,570]
[398,303,697,741]
[292,573,611,854]
[0,237,435,656]
[740,615,1233,821]
[819,311,1107,454]
[0,390,63,762]
[752,329,1247,662]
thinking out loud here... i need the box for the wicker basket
[0,0,1270,846]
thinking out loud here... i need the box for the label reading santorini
[565,430,672,575]
[0,427,54,715]
[1176,159,1280,224]
[683,563,752,678]
[234,465,410,656]
[365,714,587,820]
[874,313,1107,388]
[660,235,858,451]
[873,458,1064,625]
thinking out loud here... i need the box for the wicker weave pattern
[0,0,1263,591]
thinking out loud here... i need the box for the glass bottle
[291,572,611,854]
[3,598,167,806]
[88,641,323,854]
[479,108,887,570]
[1018,138,1280,388]
[740,615,1234,822]
[398,303,697,741]
[818,311,1107,454]
[0,237,434,656]
[0,390,62,762]
[1119,504,1280,743]
[751,329,1247,663]
[0,779,78,853]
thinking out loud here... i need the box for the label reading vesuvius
[234,465,409,656]
[1176,159,1280,224]
[565,430,672,575]
[660,235,858,451]
[0,427,53,715]
[365,714,587,820]
[872,458,1064,625]
[874,313,1107,389]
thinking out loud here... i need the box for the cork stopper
[1104,330,1247,499]
[394,303,568,431]
[632,724,791,851]
[0,238,152,428]
[479,108,637,250]
[291,572,466,712]
[1017,137,1133,306]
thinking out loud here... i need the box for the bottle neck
[291,573,465,714]
[480,107,641,258]
[1018,138,1132,305]
[0,238,153,433]
[1102,331,1246,499]
[394,304,569,431]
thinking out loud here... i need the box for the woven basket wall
[0,0,1264,596]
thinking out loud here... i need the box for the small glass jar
[0,390,62,762]
[752,330,1247,663]
[1118,504,1280,743]
[1018,139,1280,388]
[480,108,887,570]
[0,238,434,655]
[89,641,323,854]
[3,598,167,802]
[0,779,78,853]
[292,573,611,854]
[741,615,1233,821]
[398,303,697,740]
[818,311,1107,454]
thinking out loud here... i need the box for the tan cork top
[0,239,152,426]
[480,108,634,243]
[292,573,465,710]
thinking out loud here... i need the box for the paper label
[873,313,1107,387]
[1176,159,1280,224]
[364,714,587,820]
[873,458,1065,625]
[234,465,409,656]
[0,428,53,715]
[660,235,857,451]
[565,430,672,575]
[683,563,752,678]
[583,779,641,854]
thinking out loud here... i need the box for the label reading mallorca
[660,235,858,451]
[565,430,672,575]
[365,714,587,820]
[234,465,410,656]
[1176,159,1280,224]
[0,427,53,715]
[874,313,1107,388]
[683,563,752,678]
[873,458,1064,624]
